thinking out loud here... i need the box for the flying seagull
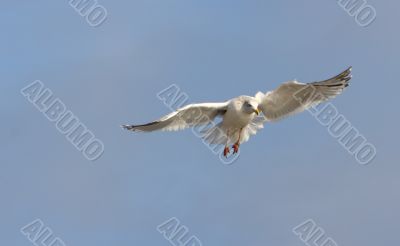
[122,67,352,157]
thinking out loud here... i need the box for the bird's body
[122,67,352,157]
[223,96,258,129]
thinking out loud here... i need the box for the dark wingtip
[336,66,353,83]
[311,66,353,88]
[344,67,352,81]
[121,124,136,131]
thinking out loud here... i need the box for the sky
[1,0,399,245]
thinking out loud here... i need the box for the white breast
[222,100,255,129]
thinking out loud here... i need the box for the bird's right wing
[256,67,352,122]
[122,102,229,132]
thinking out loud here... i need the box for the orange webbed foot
[232,143,240,154]
[223,146,230,158]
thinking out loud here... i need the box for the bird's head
[242,100,260,115]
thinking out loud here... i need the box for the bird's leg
[232,128,242,154]
[223,129,230,158]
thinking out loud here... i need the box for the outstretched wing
[122,102,229,132]
[256,67,352,122]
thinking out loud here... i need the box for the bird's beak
[254,108,260,115]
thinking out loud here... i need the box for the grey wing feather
[256,67,352,121]
[122,102,229,132]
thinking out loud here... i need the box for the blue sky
[1,0,399,245]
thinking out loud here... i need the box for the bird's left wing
[122,102,229,132]
[256,67,352,122]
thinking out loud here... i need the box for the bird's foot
[232,143,240,154]
[223,146,230,158]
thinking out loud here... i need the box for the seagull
[122,67,352,157]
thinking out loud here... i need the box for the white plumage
[122,67,352,156]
